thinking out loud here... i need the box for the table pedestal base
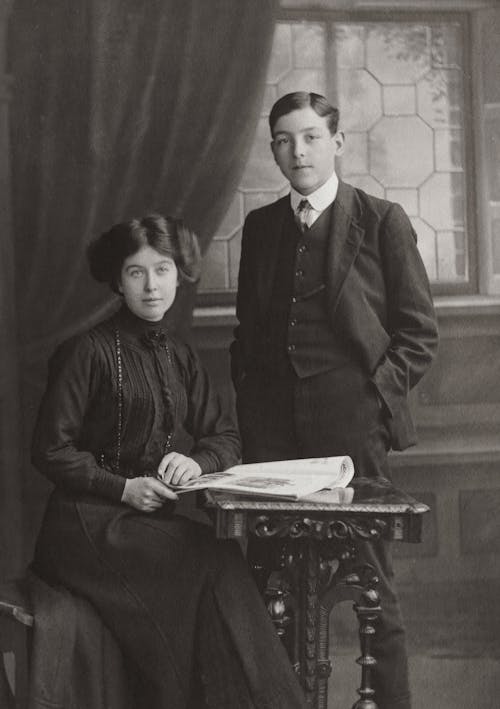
[205,484,427,708]
[248,517,385,709]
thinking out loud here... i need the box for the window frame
[197,5,483,306]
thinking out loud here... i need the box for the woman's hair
[87,214,201,293]
[269,92,339,136]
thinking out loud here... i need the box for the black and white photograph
[1,1,499,708]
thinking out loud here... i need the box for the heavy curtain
[1,0,278,583]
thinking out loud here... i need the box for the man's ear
[333,130,345,156]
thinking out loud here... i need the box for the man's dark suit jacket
[231,180,439,451]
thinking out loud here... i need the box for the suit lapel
[326,181,365,311]
[256,196,289,313]
[254,186,365,314]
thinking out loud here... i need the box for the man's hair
[87,214,201,293]
[269,92,339,136]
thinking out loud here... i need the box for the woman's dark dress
[31,306,305,709]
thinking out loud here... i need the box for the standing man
[231,92,438,709]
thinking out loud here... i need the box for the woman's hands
[121,453,202,512]
[121,476,178,512]
[157,452,202,488]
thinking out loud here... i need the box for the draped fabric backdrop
[1,0,278,583]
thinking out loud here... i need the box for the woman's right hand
[121,476,178,512]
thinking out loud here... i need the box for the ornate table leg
[265,588,292,639]
[248,513,387,709]
[299,540,322,707]
[248,537,290,625]
[352,586,381,709]
[288,538,343,707]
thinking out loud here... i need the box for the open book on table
[163,456,355,501]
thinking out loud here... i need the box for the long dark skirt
[33,490,306,709]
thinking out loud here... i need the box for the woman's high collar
[115,304,169,337]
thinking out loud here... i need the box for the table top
[203,477,429,516]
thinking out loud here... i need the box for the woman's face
[118,245,178,321]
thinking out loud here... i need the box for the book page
[164,456,354,500]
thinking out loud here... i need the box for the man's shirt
[290,171,339,228]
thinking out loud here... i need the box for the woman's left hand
[157,452,202,487]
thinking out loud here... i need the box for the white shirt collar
[290,171,339,214]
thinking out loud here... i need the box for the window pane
[335,21,468,285]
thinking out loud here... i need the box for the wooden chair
[0,587,33,709]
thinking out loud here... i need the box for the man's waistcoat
[258,204,353,378]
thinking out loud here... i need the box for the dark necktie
[295,199,312,233]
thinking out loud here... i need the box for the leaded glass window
[198,15,470,298]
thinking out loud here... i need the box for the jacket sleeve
[31,335,126,501]
[370,203,439,419]
[229,211,259,387]
[182,343,241,473]
[229,213,253,388]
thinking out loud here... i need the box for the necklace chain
[99,327,174,475]
[114,328,124,473]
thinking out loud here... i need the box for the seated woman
[31,214,305,709]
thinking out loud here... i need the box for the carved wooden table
[203,478,428,709]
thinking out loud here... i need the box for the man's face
[271,106,344,195]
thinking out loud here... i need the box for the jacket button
[290,318,297,327]
[287,344,296,352]
[291,296,297,304]
[298,244,307,254]
[295,269,304,278]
